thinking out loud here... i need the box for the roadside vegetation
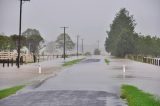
[104,59,110,65]
[0,28,44,53]
[105,8,160,58]
[62,58,84,66]
[94,48,101,55]
[0,85,25,99]
[121,84,160,106]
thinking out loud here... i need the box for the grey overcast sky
[0,0,160,48]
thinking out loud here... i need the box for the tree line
[0,28,44,54]
[105,8,160,57]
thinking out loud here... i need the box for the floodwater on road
[0,55,160,106]
[108,56,160,96]
[32,55,160,96]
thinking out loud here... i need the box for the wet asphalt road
[0,55,160,106]
[0,90,119,106]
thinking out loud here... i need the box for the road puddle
[80,59,100,64]
[113,75,151,80]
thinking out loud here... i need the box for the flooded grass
[62,58,84,66]
[121,84,160,106]
[105,59,110,65]
[0,85,25,99]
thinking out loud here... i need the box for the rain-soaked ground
[0,90,119,106]
[0,55,160,106]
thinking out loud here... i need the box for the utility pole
[81,39,84,54]
[97,40,99,49]
[77,35,79,57]
[17,0,30,68]
[60,27,68,60]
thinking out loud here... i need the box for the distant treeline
[105,8,160,57]
[0,28,44,53]
[0,34,26,51]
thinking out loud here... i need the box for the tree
[55,33,75,50]
[134,35,160,57]
[45,41,56,54]
[10,34,26,50]
[0,35,10,51]
[115,31,135,57]
[105,8,136,57]
[22,28,44,54]
[85,52,91,56]
[94,48,101,55]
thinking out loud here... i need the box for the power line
[97,40,99,49]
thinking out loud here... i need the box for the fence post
[11,58,13,67]
[3,60,5,67]
[20,56,23,65]
[7,59,9,67]
[16,57,18,66]
[33,55,36,63]
[43,55,44,61]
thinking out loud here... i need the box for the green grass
[0,85,25,99]
[104,59,110,65]
[121,84,160,106]
[62,58,84,66]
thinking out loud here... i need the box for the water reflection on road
[30,55,160,97]
[1,55,160,106]
[107,56,160,96]
[29,55,159,99]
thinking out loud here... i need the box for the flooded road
[108,56,160,96]
[0,55,160,106]
[33,55,160,96]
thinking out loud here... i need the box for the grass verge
[0,85,25,99]
[62,58,84,66]
[104,59,110,65]
[121,84,160,106]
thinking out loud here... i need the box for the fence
[0,51,33,63]
[0,52,16,60]
[0,52,76,62]
[126,55,160,66]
